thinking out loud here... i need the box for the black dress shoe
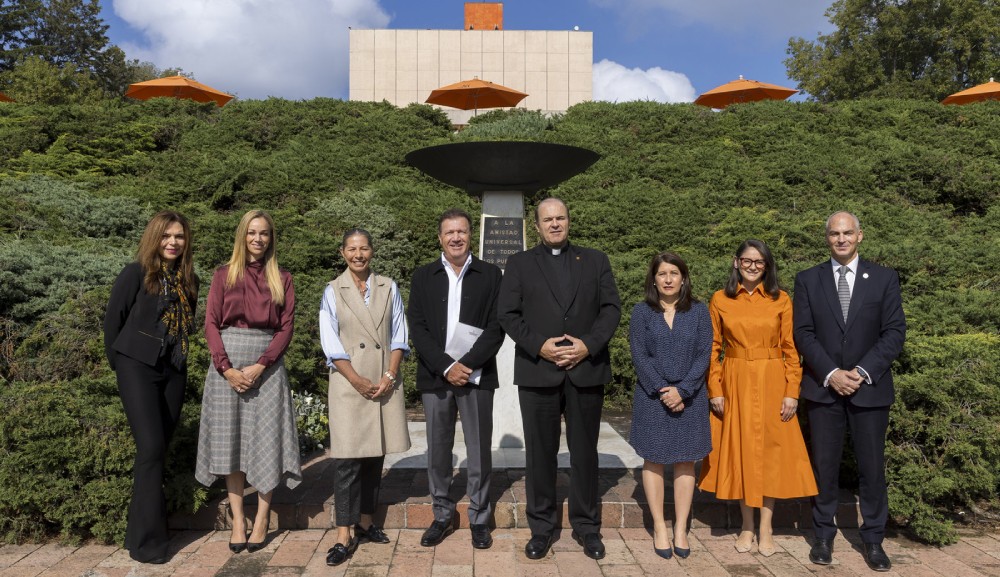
[228,541,246,554]
[863,542,892,572]
[809,538,833,565]
[355,523,391,544]
[572,531,606,560]
[471,524,493,549]
[524,534,552,559]
[420,520,454,547]
[325,537,358,566]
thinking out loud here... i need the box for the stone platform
[172,422,862,533]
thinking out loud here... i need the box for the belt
[724,346,782,360]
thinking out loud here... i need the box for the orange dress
[698,286,817,507]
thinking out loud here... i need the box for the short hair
[826,211,861,232]
[438,208,472,232]
[534,197,569,223]
[723,239,781,300]
[341,227,373,248]
[135,210,196,300]
[643,252,697,312]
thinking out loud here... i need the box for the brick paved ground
[2,526,999,577]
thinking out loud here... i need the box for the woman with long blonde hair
[104,210,198,564]
[196,210,301,554]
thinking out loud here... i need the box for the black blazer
[497,243,621,388]
[103,262,198,370]
[408,255,505,391]
[793,258,906,407]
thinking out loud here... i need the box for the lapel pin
[862,273,869,279]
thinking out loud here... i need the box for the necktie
[837,265,850,322]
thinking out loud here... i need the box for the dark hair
[136,210,196,300]
[533,197,569,223]
[723,239,781,300]
[643,252,696,312]
[438,208,473,232]
[341,227,373,248]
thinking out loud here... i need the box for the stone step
[171,451,862,532]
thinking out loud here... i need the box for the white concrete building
[349,13,593,124]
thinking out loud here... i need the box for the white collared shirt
[442,252,481,384]
[830,254,860,296]
[823,254,871,386]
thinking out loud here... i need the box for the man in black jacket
[408,208,505,550]
[497,198,621,560]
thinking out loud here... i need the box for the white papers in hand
[446,322,484,384]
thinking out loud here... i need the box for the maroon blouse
[204,261,295,374]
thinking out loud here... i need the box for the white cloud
[590,0,831,40]
[592,59,695,103]
[111,0,390,100]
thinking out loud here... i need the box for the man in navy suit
[498,197,621,560]
[408,208,505,550]
[793,211,906,572]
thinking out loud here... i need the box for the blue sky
[99,0,834,102]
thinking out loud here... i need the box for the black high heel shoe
[673,543,691,559]
[246,521,270,553]
[229,525,248,553]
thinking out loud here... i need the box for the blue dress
[628,301,713,464]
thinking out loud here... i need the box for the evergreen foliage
[786,0,1000,102]
[0,97,998,545]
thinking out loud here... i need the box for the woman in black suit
[103,211,198,564]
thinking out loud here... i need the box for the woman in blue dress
[629,252,713,560]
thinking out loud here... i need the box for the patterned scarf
[157,263,195,370]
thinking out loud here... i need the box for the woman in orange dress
[698,239,817,557]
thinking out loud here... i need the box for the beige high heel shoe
[735,531,755,553]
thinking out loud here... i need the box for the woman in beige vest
[319,228,411,566]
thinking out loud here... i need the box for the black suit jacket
[497,243,621,388]
[104,262,199,370]
[793,258,906,408]
[408,255,505,391]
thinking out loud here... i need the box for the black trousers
[333,456,385,527]
[115,353,186,562]
[806,398,890,543]
[519,381,604,537]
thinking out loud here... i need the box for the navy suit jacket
[498,243,621,388]
[408,255,505,391]
[793,258,906,408]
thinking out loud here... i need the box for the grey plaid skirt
[195,327,302,493]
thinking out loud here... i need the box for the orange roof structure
[694,75,797,109]
[125,75,233,107]
[941,78,1000,105]
[426,77,528,113]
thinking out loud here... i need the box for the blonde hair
[136,210,196,299]
[226,210,285,306]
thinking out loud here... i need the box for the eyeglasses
[738,258,766,269]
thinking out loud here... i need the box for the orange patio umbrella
[0,91,13,103]
[941,77,1000,105]
[695,75,798,109]
[125,75,233,107]
[425,77,528,115]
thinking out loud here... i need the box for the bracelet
[383,371,396,380]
